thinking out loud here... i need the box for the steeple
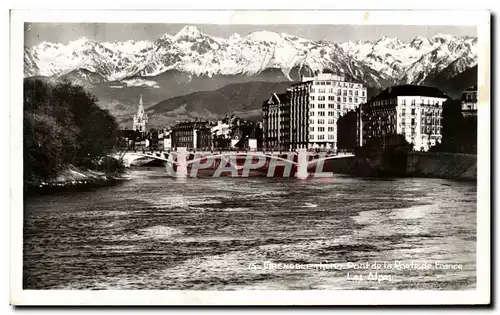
[132,94,148,133]
[137,94,144,116]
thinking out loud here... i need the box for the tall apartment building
[262,70,367,151]
[461,85,478,117]
[362,85,449,152]
[262,93,288,150]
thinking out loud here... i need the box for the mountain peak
[430,33,456,43]
[245,30,282,42]
[174,26,205,40]
[228,33,242,42]
[68,37,94,45]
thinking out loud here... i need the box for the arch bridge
[114,148,354,179]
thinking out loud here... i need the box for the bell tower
[132,94,148,133]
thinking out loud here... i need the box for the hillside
[125,81,294,127]
[424,65,477,99]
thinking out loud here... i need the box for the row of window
[312,95,362,102]
[310,126,335,132]
[313,96,361,103]
[311,103,344,109]
[310,119,336,125]
[311,87,365,96]
[313,81,360,88]
[310,111,347,118]
[309,134,335,140]
[371,99,444,107]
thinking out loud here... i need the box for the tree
[23,78,121,182]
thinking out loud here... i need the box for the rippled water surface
[24,168,476,290]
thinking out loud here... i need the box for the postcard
[10,9,490,305]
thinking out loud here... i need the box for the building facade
[262,70,367,151]
[336,109,360,152]
[132,95,148,133]
[171,121,212,150]
[362,85,449,152]
[262,93,288,150]
[461,85,478,117]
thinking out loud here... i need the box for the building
[262,70,367,151]
[159,128,172,151]
[132,95,148,133]
[336,109,360,152]
[361,85,449,152]
[461,85,478,117]
[262,93,288,150]
[171,120,212,150]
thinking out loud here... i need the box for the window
[337,104,341,110]
[328,134,334,140]
[318,96,326,101]
[318,103,325,109]
[328,96,335,101]
[328,126,334,132]
[349,90,353,96]
[328,103,334,108]
[362,91,365,96]
[355,98,358,103]
[310,103,315,109]
[319,89,326,93]
[343,90,347,96]
[328,119,335,124]
[318,127,325,132]
[337,97,341,102]
[355,90,358,96]
[309,119,314,124]
[343,97,346,102]
[328,88,334,93]
[318,119,325,124]
[318,135,325,140]
[311,96,315,101]
[310,127,314,131]
[309,134,314,140]
[311,88,315,93]
[328,111,335,116]
[319,111,325,116]
[349,97,352,103]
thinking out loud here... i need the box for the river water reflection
[23,168,476,290]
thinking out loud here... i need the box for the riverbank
[405,152,477,181]
[328,152,477,181]
[24,164,129,196]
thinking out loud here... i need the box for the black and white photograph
[10,9,490,305]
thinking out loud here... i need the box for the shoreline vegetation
[24,78,126,195]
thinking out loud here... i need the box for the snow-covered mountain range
[24,25,477,88]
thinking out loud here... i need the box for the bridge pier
[175,147,188,178]
[295,149,309,179]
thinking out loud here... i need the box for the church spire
[138,94,144,116]
[133,94,147,132]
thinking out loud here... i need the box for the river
[23,168,477,290]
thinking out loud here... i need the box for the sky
[24,23,477,46]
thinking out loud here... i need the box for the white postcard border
[9,9,491,305]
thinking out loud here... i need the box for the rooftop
[371,85,448,102]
